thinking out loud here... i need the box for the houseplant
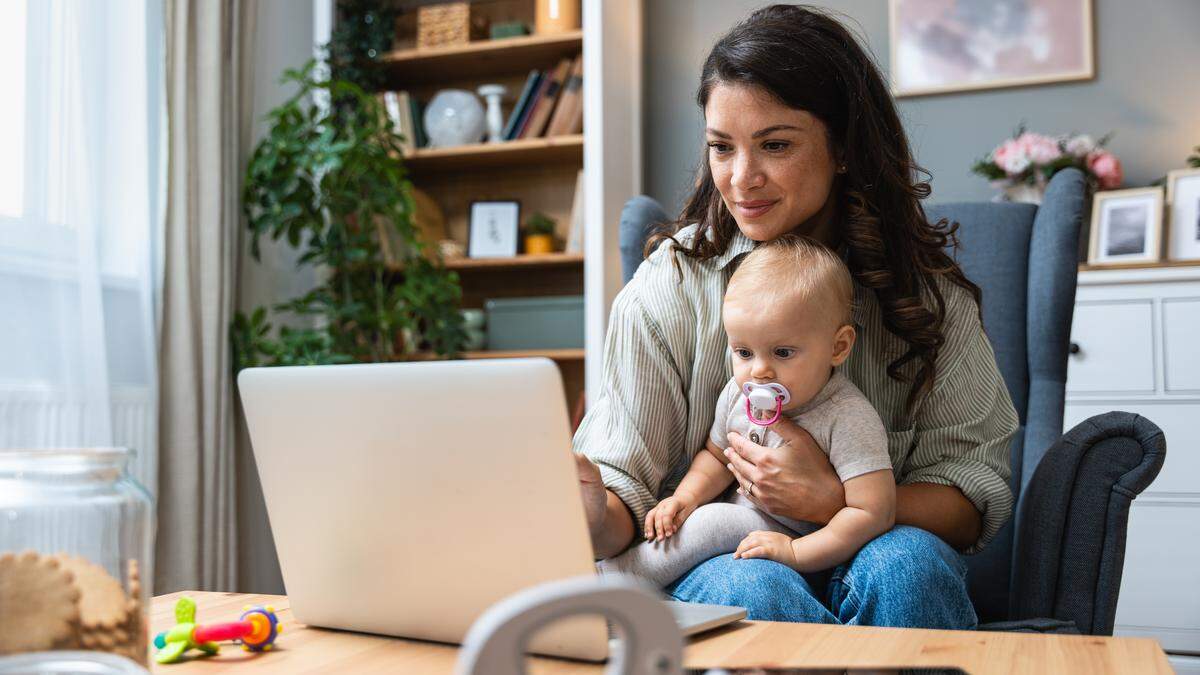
[972,126,1123,203]
[523,212,557,255]
[232,60,466,369]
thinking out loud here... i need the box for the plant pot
[524,234,555,255]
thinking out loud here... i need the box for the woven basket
[417,2,475,49]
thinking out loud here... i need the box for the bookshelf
[377,2,592,414]
[403,134,583,173]
[380,30,583,84]
[320,0,643,416]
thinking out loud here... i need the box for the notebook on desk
[238,359,746,662]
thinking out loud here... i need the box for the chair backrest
[925,167,1085,622]
[618,168,1086,623]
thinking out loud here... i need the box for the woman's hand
[724,416,846,524]
[644,494,697,542]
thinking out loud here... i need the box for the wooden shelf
[444,253,583,271]
[413,348,584,361]
[1078,260,1200,272]
[403,135,582,173]
[380,31,583,86]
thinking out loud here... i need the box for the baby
[598,235,895,586]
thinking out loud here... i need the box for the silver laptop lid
[238,359,607,660]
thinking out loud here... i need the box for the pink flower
[992,139,1030,175]
[1017,132,1062,164]
[1088,151,1123,189]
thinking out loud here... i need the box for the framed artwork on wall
[467,200,521,259]
[889,0,1095,97]
[1088,188,1164,266]
[1166,167,1200,262]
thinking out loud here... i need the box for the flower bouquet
[972,126,1122,203]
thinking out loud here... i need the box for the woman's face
[704,82,840,244]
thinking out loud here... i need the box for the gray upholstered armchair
[618,168,1166,635]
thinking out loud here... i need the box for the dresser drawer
[1114,501,1200,652]
[1067,301,1155,394]
[1163,298,1200,393]
[1063,402,1197,494]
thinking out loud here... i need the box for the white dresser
[1064,264,1200,654]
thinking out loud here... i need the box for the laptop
[238,359,745,661]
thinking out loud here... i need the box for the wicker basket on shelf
[417,2,487,49]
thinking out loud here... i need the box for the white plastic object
[476,84,508,144]
[456,574,684,675]
[742,382,791,412]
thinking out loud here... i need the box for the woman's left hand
[725,415,846,524]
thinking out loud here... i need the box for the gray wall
[644,0,1200,215]
[235,0,317,595]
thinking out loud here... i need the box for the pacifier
[742,382,792,426]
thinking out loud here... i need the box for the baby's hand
[644,494,697,542]
[734,531,800,569]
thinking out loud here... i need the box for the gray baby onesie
[597,370,892,587]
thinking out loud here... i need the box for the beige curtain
[157,0,256,594]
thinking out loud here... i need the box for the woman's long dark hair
[656,4,981,413]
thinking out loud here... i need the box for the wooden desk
[150,592,1171,674]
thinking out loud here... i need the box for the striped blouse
[572,225,1018,554]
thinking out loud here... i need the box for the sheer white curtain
[0,0,163,495]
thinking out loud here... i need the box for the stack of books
[502,53,584,141]
[380,91,428,155]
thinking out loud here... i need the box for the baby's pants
[596,495,816,588]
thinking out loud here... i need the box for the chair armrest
[1010,411,1165,634]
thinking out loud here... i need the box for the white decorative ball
[423,89,487,148]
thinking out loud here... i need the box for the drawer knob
[1069,342,1081,355]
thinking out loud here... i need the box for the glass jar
[0,448,153,666]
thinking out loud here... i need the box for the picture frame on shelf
[1088,187,1164,266]
[467,200,521,258]
[1166,167,1200,262]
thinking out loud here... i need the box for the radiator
[0,385,158,497]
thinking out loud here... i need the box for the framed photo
[889,0,1094,97]
[1166,167,1200,262]
[467,200,520,258]
[1088,187,1164,266]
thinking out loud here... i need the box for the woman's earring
[837,164,848,174]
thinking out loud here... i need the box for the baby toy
[743,381,791,425]
[152,596,282,664]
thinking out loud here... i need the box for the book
[546,54,583,137]
[565,58,584,135]
[513,69,553,140]
[408,94,427,148]
[519,57,572,139]
[397,91,416,154]
[565,168,585,254]
[382,91,414,154]
[503,70,542,141]
[382,91,402,136]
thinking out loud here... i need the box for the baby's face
[723,288,852,411]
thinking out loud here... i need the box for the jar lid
[0,651,149,674]
[0,448,133,482]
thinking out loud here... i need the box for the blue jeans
[666,525,977,629]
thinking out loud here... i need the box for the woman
[572,5,1017,629]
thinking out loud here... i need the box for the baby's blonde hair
[726,234,854,328]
